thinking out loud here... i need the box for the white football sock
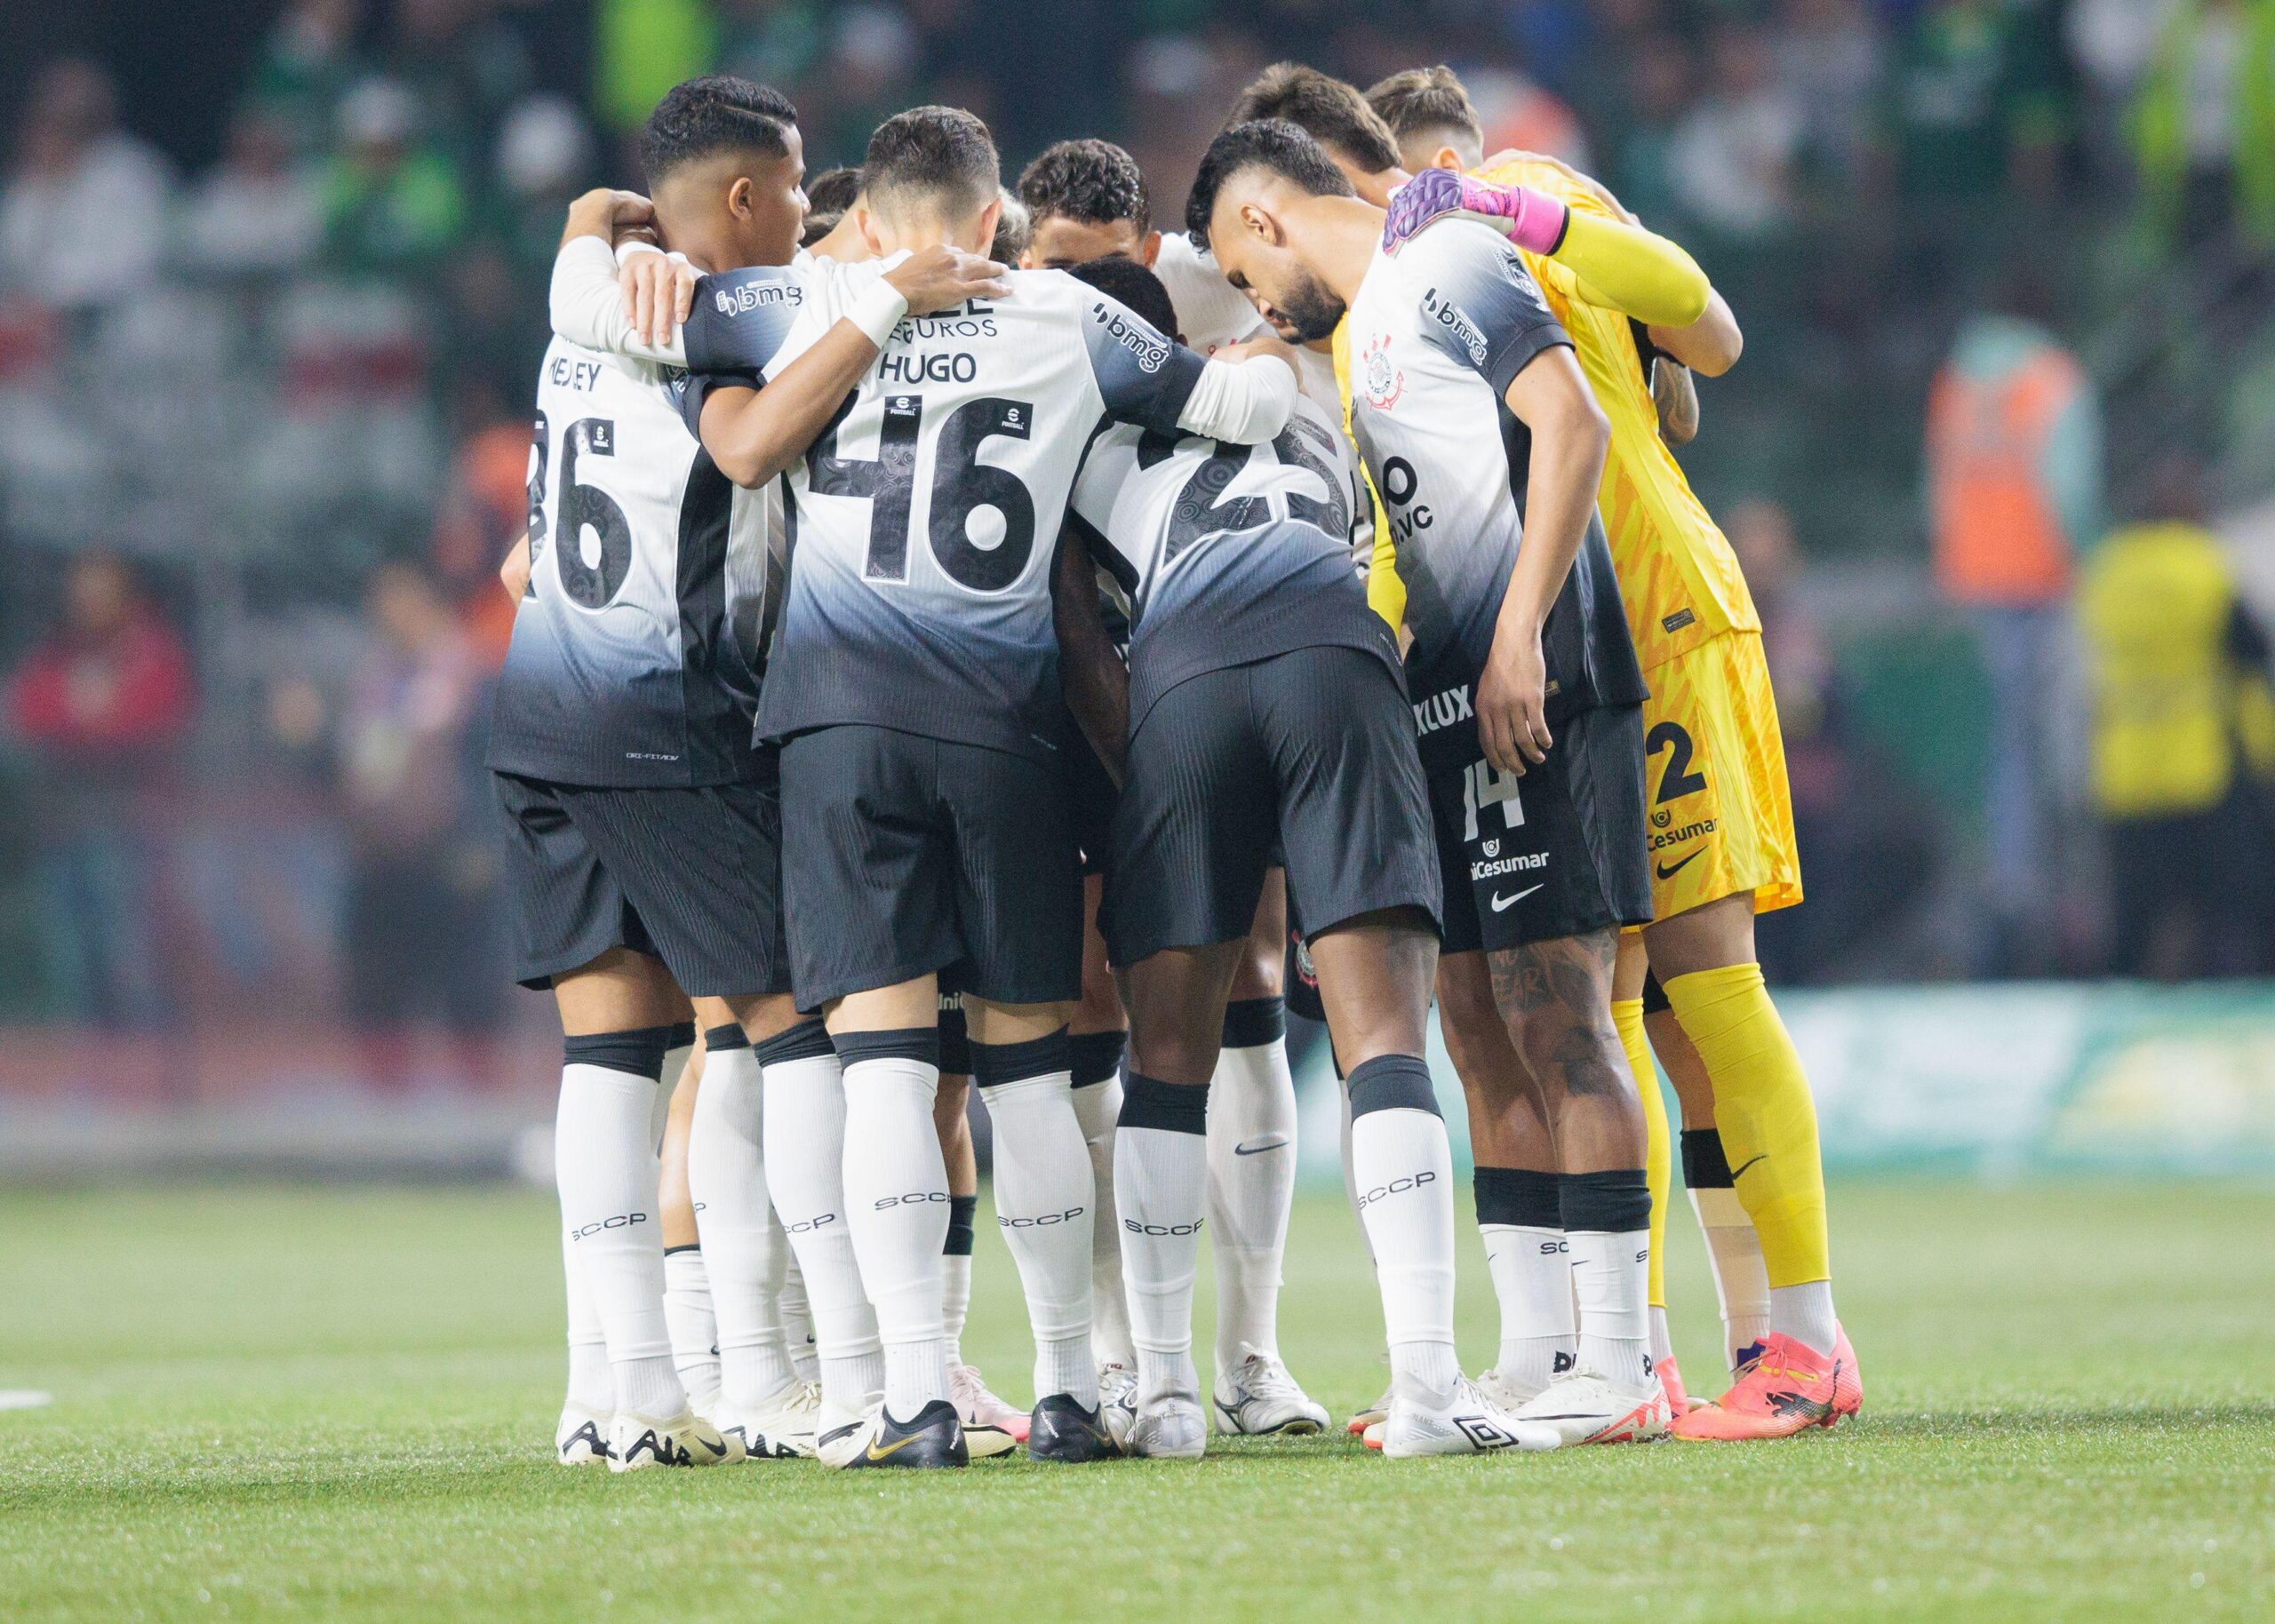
[557,1035,682,1421]
[1345,1055,1458,1406]
[661,1247,722,1415]
[1770,1281,1839,1357]
[778,1257,819,1383]
[977,1047,1098,1409]
[1570,1228,1655,1389]
[1689,1185,1772,1370]
[562,1226,611,1413]
[1070,1066,1135,1369]
[759,1028,882,1426]
[1481,1222,1575,1393]
[838,1036,951,1419]
[688,1035,795,1411]
[1207,1005,1295,1374]
[1114,1074,1209,1405]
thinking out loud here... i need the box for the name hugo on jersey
[1090,301,1170,373]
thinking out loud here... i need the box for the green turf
[2,1179,2270,1622]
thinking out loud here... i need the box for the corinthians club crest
[1362,332,1404,410]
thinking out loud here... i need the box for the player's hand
[1476,616,1553,775]
[1481,149,1638,224]
[1215,332,1300,374]
[563,187,655,245]
[884,245,1010,314]
[1382,169,1569,258]
[619,249,697,347]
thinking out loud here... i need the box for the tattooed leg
[1485,928,1646,1174]
[1435,950,1557,1171]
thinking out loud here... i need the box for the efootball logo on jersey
[1090,301,1171,373]
[1421,287,1489,368]
[713,280,802,318]
[1362,333,1404,410]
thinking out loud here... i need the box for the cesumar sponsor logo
[1000,1207,1087,1228]
[1421,286,1488,366]
[1355,1169,1436,1210]
[1648,817,1716,851]
[570,1212,649,1239]
[1413,685,1473,736]
[1470,850,1548,880]
[712,278,802,317]
[1092,302,1170,373]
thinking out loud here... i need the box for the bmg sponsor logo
[1091,303,1171,373]
[712,278,802,317]
[1421,287,1488,366]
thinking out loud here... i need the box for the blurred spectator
[1603,35,1694,226]
[388,0,538,169]
[1666,23,1805,237]
[816,5,923,163]
[714,0,831,91]
[2078,456,2275,977]
[319,79,467,277]
[493,95,595,289]
[1776,0,1884,178]
[180,108,322,279]
[429,402,535,666]
[1926,283,2102,973]
[2127,0,2275,249]
[338,562,500,1057]
[251,0,369,157]
[1880,0,2069,209]
[0,60,172,311]
[3,554,195,1024]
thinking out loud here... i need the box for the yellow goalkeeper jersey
[1350,160,1758,670]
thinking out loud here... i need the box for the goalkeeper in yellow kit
[1364,67,1861,1439]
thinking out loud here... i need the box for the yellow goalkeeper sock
[1659,963,1830,1289]
[1611,996,1668,1311]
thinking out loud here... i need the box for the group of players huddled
[497,57,1863,1470]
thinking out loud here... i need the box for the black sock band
[834,1026,940,1070]
[563,1024,679,1080]
[704,1023,749,1052]
[754,1018,833,1066]
[1561,1167,1652,1233]
[1680,1127,1734,1189]
[943,1194,978,1256]
[666,1020,697,1050]
[1220,997,1285,1049]
[664,1243,701,1257]
[1473,1165,1562,1229]
[1345,1053,1439,1119]
[1640,968,1671,1016]
[970,1027,1071,1088]
[1118,1071,1209,1134]
[1070,1030,1126,1087]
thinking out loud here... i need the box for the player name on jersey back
[1345,219,1644,728]
[684,260,1217,761]
[488,334,774,788]
[1069,390,1397,730]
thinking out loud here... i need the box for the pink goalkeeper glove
[1382,168,1569,257]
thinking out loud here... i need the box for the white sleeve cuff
[1176,351,1298,443]
[847,279,910,350]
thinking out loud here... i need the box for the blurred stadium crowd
[2,0,2272,1042]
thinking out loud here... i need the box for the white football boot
[1473,1365,1550,1416]
[1128,1363,1208,1461]
[1212,1347,1329,1436]
[1098,1362,1138,1450]
[555,1404,612,1466]
[1508,1367,1672,1446]
[948,1364,1026,1461]
[716,1381,822,1460]
[1345,1381,1393,1437]
[607,1407,741,1472]
[1377,1376,1561,1458]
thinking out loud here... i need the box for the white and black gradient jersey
[686,260,1290,762]
[1345,219,1644,720]
[1153,232,1369,557]
[1067,388,1397,731]
[488,326,792,789]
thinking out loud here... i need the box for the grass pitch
[2,1178,2271,1622]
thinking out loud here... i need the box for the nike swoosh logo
[1655,848,1704,881]
[1233,1136,1288,1156]
[1489,884,1543,912]
[864,1432,929,1461]
[1728,1154,1767,1180]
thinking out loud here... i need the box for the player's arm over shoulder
[1074,280,1295,445]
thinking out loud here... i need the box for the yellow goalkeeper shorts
[1636,630,1802,920]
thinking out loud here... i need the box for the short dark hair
[1185,119,1355,249]
[640,76,798,185]
[1018,139,1149,232]
[990,188,1031,263]
[1364,66,1484,152]
[804,165,862,216]
[1065,255,1178,340]
[1227,62,1401,176]
[864,105,999,222]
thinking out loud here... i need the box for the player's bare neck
[1285,194,1384,305]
